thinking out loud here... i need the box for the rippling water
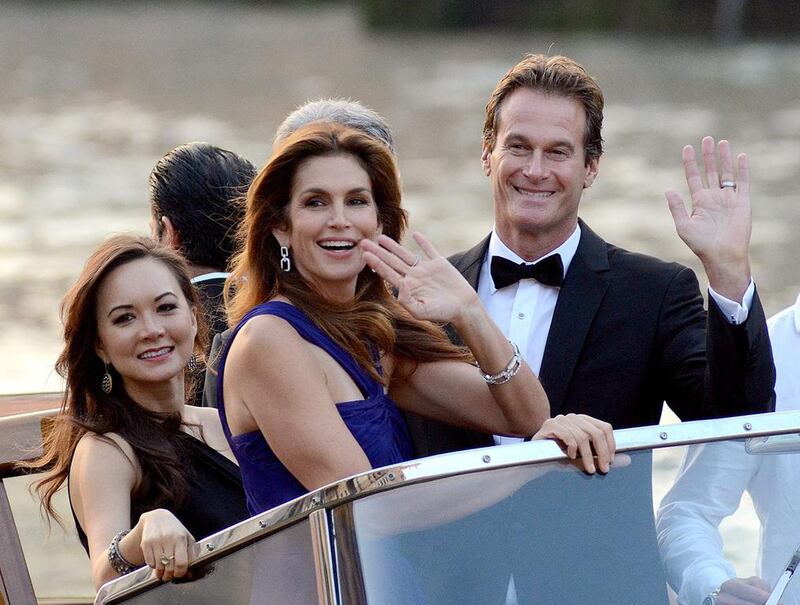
[3,3,797,598]
[2,4,800,394]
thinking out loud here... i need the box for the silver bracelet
[108,529,137,575]
[478,339,522,385]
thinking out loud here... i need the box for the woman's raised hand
[137,509,196,582]
[361,232,479,323]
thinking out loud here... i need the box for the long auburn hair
[24,235,208,523]
[227,123,470,383]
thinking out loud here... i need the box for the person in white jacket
[656,293,800,605]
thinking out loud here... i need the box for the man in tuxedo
[407,53,775,457]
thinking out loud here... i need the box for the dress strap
[216,301,382,440]
[253,302,380,396]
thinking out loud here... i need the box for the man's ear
[583,157,600,189]
[161,216,182,250]
[481,145,492,177]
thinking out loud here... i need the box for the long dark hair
[227,123,471,384]
[24,235,208,523]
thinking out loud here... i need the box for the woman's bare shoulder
[229,312,306,365]
[238,314,300,347]
[74,431,135,460]
[72,431,139,479]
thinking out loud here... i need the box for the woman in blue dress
[218,122,614,514]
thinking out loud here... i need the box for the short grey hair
[273,98,396,155]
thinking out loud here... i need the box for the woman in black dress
[26,235,247,590]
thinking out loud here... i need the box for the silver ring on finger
[410,254,421,267]
[720,180,736,189]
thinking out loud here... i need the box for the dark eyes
[303,197,371,207]
[506,143,571,158]
[111,313,135,325]
[109,303,178,325]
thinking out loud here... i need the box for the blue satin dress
[216,301,413,514]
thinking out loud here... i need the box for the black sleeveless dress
[71,435,249,555]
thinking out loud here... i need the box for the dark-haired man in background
[149,141,255,339]
[149,142,255,405]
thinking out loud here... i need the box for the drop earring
[280,246,291,272]
[187,354,199,372]
[101,363,113,394]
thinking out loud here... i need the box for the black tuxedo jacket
[405,220,776,457]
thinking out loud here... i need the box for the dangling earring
[187,354,199,372]
[101,363,113,394]
[280,246,291,272]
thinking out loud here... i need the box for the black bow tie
[490,254,564,289]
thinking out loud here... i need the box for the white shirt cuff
[681,566,735,605]
[708,279,755,325]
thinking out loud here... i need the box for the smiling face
[482,88,599,260]
[273,153,381,302]
[94,256,197,403]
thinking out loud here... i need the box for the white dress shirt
[656,294,800,605]
[479,224,754,446]
[478,225,581,446]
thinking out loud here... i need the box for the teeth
[139,347,171,359]
[515,187,553,199]
[319,240,356,250]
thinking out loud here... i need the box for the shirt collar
[191,272,230,284]
[484,224,581,294]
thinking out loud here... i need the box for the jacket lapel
[449,235,490,290]
[539,221,610,415]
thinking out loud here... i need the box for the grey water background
[1,2,798,598]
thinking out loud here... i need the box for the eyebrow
[505,133,575,150]
[299,186,372,196]
[107,291,177,317]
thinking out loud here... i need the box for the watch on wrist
[702,587,721,605]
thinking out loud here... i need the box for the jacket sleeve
[656,266,775,421]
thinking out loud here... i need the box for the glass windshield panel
[334,439,799,605]
[4,473,93,601]
[656,438,800,605]
[101,519,319,605]
[334,452,668,605]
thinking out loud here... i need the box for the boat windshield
[87,414,800,605]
